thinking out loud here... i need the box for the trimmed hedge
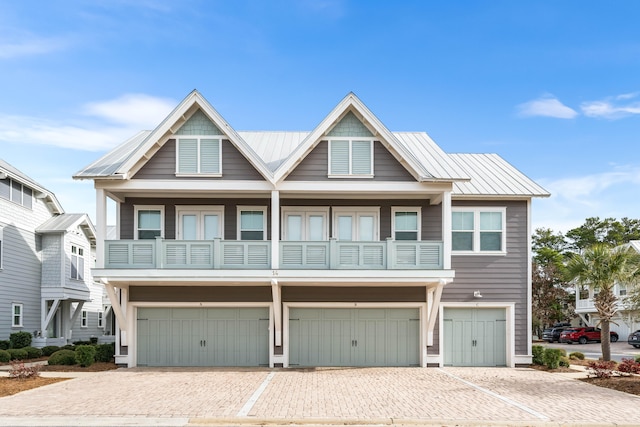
[9,331,32,349]
[532,345,545,365]
[0,340,10,350]
[42,346,61,357]
[95,343,115,363]
[569,351,585,360]
[0,349,10,363]
[22,346,43,359]
[48,349,77,366]
[7,348,28,361]
[543,348,564,369]
[75,345,96,367]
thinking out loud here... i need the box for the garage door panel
[137,307,269,367]
[290,308,419,367]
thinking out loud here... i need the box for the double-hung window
[238,207,267,240]
[328,139,374,177]
[176,206,224,240]
[134,206,164,240]
[452,208,506,254]
[176,137,222,176]
[71,245,84,280]
[98,311,104,328]
[81,310,88,328]
[332,207,379,241]
[12,303,23,327]
[282,208,329,241]
[392,208,421,240]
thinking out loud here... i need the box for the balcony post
[271,190,280,269]
[329,238,338,269]
[442,191,452,270]
[213,238,221,269]
[386,238,394,269]
[95,188,107,268]
[155,236,163,268]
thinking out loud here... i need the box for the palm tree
[565,243,640,361]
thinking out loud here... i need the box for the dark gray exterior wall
[120,197,441,241]
[133,139,264,180]
[434,200,529,356]
[130,286,272,302]
[286,141,416,181]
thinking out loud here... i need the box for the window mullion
[348,140,353,175]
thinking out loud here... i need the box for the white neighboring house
[0,159,113,346]
[574,240,640,338]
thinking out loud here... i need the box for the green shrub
[7,348,28,360]
[543,348,564,369]
[9,331,32,349]
[0,349,10,363]
[557,348,567,357]
[559,356,571,367]
[60,344,75,351]
[72,340,92,346]
[48,349,76,366]
[75,345,96,367]
[95,343,115,363]
[90,337,98,345]
[532,345,545,365]
[42,345,60,357]
[0,340,10,350]
[22,346,43,359]
[569,351,585,360]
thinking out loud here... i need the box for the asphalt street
[538,340,640,362]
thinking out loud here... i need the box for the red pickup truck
[559,327,619,344]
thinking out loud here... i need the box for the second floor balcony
[104,238,444,270]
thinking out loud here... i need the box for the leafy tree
[565,244,640,361]
[533,228,569,256]
[565,217,640,250]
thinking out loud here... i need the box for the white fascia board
[276,180,452,194]
[91,268,455,285]
[95,179,275,192]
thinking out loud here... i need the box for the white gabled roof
[75,90,273,181]
[74,91,549,199]
[0,158,64,214]
[273,93,436,183]
[627,240,640,254]
[36,213,97,246]
[448,153,550,197]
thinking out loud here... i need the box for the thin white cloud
[533,166,640,233]
[0,93,176,151]
[84,94,175,128]
[0,35,69,59]
[581,93,640,119]
[517,95,578,119]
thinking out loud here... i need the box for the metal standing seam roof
[73,131,151,179]
[238,131,309,173]
[448,153,550,197]
[36,213,97,245]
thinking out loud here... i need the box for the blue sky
[1,0,639,233]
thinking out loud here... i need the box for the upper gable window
[328,139,374,178]
[0,177,33,209]
[176,138,222,176]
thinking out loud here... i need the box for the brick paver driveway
[1,367,639,426]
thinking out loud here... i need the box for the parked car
[629,330,640,348]
[559,327,619,344]
[542,325,571,343]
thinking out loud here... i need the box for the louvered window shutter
[330,140,349,175]
[200,138,220,173]
[351,140,372,174]
[178,139,198,173]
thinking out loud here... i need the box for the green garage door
[137,307,269,367]
[289,308,419,367]
[443,307,506,367]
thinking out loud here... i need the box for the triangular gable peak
[274,93,432,183]
[118,90,273,181]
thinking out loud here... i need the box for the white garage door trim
[283,302,428,368]
[130,302,273,368]
[437,302,515,368]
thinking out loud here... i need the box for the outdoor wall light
[473,290,483,298]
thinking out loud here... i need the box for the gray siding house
[75,91,549,368]
[0,159,109,346]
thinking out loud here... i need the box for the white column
[96,188,107,268]
[442,190,452,270]
[271,190,280,269]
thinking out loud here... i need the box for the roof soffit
[119,91,274,182]
[273,93,430,183]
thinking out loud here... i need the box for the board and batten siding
[434,200,529,356]
[0,223,42,339]
[133,139,264,180]
[286,141,416,181]
[119,197,441,242]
